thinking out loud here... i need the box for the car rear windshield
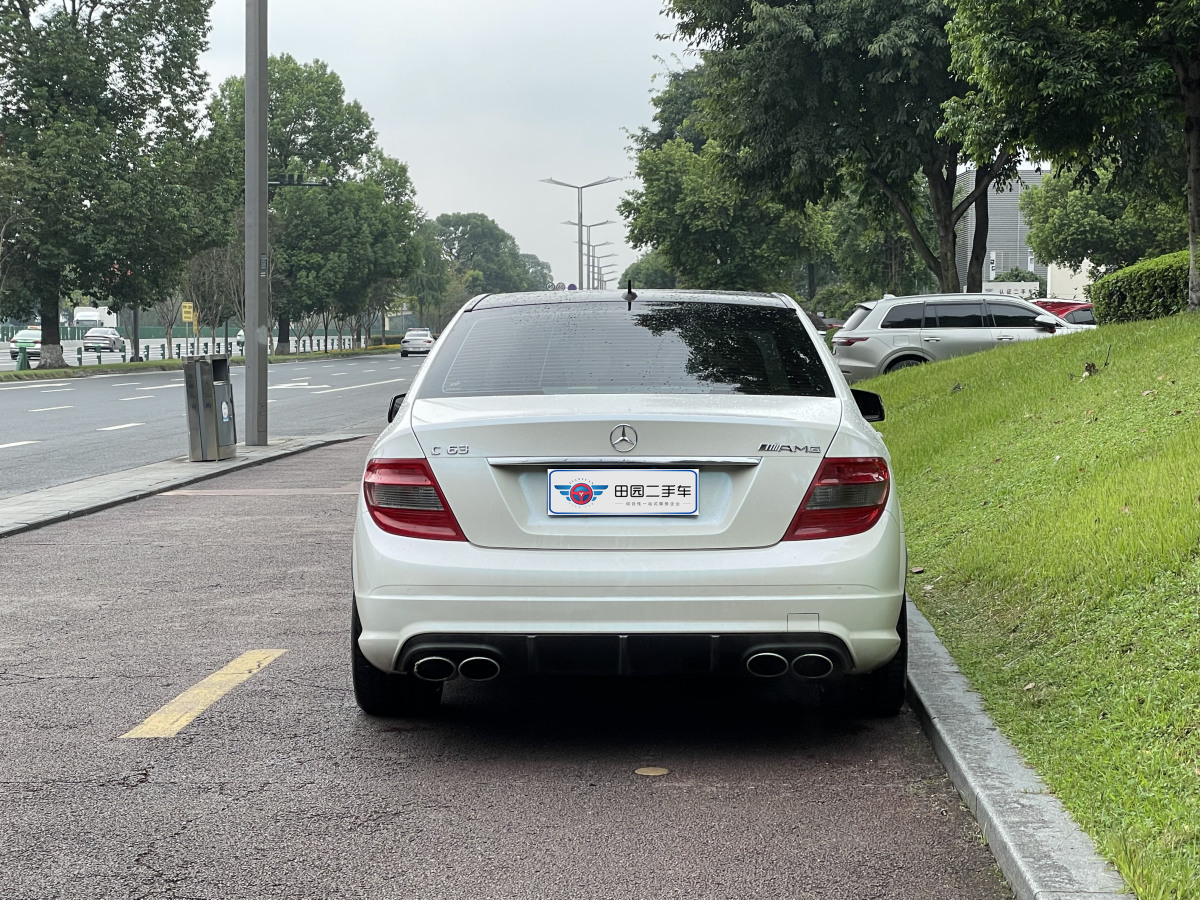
[417,300,835,398]
[841,304,874,332]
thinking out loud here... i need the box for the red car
[1035,300,1096,326]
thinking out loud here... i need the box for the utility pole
[244,0,268,445]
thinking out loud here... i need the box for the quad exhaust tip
[745,652,790,678]
[412,656,457,682]
[458,656,501,682]
[791,653,835,679]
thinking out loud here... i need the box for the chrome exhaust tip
[791,653,835,679]
[412,656,457,682]
[457,656,501,682]
[745,651,790,678]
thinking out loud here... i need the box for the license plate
[548,469,699,516]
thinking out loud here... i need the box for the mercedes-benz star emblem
[610,424,638,453]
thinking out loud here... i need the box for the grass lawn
[863,313,1200,899]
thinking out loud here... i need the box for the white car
[81,327,123,352]
[400,328,434,357]
[352,290,907,717]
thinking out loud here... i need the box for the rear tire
[840,602,907,717]
[886,357,925,374]
[401,350,409,357]
[351,597,442,717]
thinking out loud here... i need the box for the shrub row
[1090,250,1190,323]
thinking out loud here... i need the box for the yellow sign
[180,302,194,323]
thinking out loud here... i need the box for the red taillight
[363,459,466,541]
[784,457,890,541]
[832,336,868,346]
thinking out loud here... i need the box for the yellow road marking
[122,649,287,738]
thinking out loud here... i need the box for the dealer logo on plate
[556,481,609,506]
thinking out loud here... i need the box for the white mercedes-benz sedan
[352,289,907,717]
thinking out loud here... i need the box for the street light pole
[563,220,614,289]
[244,0,269,446]
[541,177,620,288]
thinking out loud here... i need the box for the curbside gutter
[0,434,368,540]
[906,601,1133,900]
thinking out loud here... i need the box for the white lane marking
[40,388,74,393]
[362,369,376,373]
[29,405,73,412]
[97,423,144,431]
[136,384,183,391]
[312,377,411,395]
[329,372,348,376]
[0,440,39,449]
[0,382,69,391]
[114,382,141,387]
[267,383,329,390]
[119,396,152,401]
[290,376,308,381]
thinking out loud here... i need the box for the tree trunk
[1183,63,1200,312]
[36,295,67,368]
[965,168,991,293]
[276,312,292,354]
[806,262,816,301]
[927,167,962,293]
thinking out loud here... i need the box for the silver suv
[832,294,1081,383]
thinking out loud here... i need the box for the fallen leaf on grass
[1054,455,1061,461]
[1121,506,1131,515]
[1024,683,1035,691]
[1173,410,1182,415]
[1143,390,1157,397]
[910,566,925,574]
[922,584,935,593]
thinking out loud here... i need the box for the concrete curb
[0,433,369,539]
[906,601,1132,900]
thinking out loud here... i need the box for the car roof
[876,293,1042,305]
[468,289,790,311]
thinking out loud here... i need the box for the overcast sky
[200,0,691,288]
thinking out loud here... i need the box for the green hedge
[1090,250,1190,323]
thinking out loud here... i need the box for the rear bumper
[352,507,906,676]
[833,354,880,384]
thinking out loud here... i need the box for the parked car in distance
[9,328,41,360]
[832,293,1086,383]
[400,327,435,357]
[353,289,908,719]
[1035,299,1097,327]
[82,327,124,352]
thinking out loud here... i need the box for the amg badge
[759,443,822,454]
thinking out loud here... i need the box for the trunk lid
[410,394,843,550]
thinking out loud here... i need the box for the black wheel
[886,358,925,374]
[401,350,408,357]
[351,597,442,717]
[838,603,907,717]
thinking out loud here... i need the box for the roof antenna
[623,280,637,311]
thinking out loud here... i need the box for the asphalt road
[0,440,1011,900]
[0,354,425,499]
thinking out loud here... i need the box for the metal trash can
[183,356,238,461]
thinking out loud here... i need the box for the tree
[665,0,1019,293]
[825,195,936,300]
[621,137,828,290]
[1017,169,1187,280]
[433,212,542,293]
[0,0,231,368]
[947,0,1200,311]
[211,55,379,349]
[621,249,678,289]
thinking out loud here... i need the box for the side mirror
[386,393,407,423]
[851,388,885,422]
[1034,314,1058,332]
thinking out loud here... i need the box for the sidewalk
[0,436,1132,900]
[0,434,363,539]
